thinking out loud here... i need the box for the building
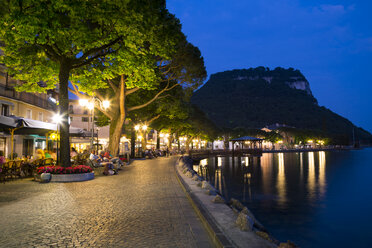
[0,64,58,158]
[68,99,130,154]
[68,99,110,152]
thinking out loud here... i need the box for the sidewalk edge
[174,160,235,248]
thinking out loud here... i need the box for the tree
[69,39,206,154]
[167,105,218,152]
[0,0,179,166]
[265,131,283,147]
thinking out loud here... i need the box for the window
[23,139,34,157]
[82,117,89,122]
[0,138,6,156]
[69,105,74,114]
[38,112,43,121]
[83,110,88,115]
[26,109,32,119]
[1,104,9,116]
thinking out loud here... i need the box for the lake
[194,148,372,248]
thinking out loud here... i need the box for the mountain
[191,67,372,145]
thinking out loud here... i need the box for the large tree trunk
[141,130,147,151]
[108,115,125,156]
[59,61,71,167]
[108,77,126,156]
[185,137,193,153]
[156,132,160,149]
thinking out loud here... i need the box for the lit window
[1,104,9,116]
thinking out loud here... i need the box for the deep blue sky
[167,0,372,132]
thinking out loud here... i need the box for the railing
[189,148,263,157]
[0,84,56,111]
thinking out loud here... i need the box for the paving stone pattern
[0,157,214,248]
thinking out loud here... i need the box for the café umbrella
[0,115,88,159]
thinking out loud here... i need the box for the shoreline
[262,147,358,153]
[175,156,293,248]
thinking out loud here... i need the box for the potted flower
[36,166,53,183]
[35,165,94,183]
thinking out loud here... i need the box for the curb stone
[175,159,235,248]
[176,156,278,248]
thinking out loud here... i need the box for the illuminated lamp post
[52,113,62,165]
[134,124,141,157]
[134,124,148,157]
[142,124,148,150]
[79,97,110,152]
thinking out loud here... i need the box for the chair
[0,164,6,183]
[71,155,79,165]
[14,160,23,178]
[32,159,43,168]
[4,161,16,180]
[43,158,54,166]
[77,154,89,165]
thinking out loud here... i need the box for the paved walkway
[0,157,214,248]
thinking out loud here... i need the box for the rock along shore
[175,156,297,248]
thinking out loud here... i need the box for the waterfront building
[0,64,58,158]
[69,99,109,152]
[69,99,130,154]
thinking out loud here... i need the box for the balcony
[0,84,57,111]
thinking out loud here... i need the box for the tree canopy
[0,0,186,164]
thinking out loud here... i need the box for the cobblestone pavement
[0,157,214,248]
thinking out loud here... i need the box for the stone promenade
[0,157,214,248]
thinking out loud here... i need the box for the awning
[0,115,90,137]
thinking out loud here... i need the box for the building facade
[0,65,58,158]
[69,99,111,152]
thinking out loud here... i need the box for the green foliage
[0,0,181,93]
[177,105,219,141]
[192,67,372,145]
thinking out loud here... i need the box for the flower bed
[36,165,93,175]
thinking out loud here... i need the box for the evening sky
[167,0,372,132]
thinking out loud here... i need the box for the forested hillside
[191,67,372,144]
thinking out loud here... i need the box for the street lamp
[79,96,110,152]
[134,125,140,131]
[52,113,62,165]
[134,124,148,157]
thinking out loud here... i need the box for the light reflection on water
[308,152,316,200]
[195,151,331,247]
[319,151,326,197]
[276,153,286,207]
[196,152,328,205]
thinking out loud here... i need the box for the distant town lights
[142,125,147,131]
[308,140,313,143]
[134,125,140,131]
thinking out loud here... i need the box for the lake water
[194,148,372,248]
